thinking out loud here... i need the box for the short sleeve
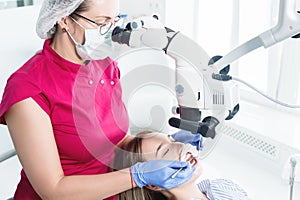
[0,73,50,125]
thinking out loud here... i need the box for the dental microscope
[112,16,239,139]
[111,0,300,140]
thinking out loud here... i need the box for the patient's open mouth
[184,152,198,167]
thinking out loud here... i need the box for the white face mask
[67,19,114,61]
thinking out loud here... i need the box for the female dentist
[0,0,201,199]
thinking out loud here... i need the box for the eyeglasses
[73,13,122,35]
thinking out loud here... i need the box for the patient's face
[141,133,198,167]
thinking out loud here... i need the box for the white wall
[0,5,43,157]
[0,5,43,199]
[0,5,43,101]
[120,0,166,22]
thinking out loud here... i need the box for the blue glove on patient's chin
[171,130,205,150]
[131,160,195,190]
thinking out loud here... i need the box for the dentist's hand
[171,130,205,150]
[130,160,195,189]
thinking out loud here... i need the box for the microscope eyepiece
[111,26,131,46]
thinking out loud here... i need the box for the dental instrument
[171,167,183,179]
[172,144,199,178]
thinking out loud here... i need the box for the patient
[114,131,249,200]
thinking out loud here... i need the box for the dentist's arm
[5,98,133,200]
[5,98,193,200]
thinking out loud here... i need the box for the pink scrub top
[0,39,129,199]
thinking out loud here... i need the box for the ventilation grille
[213,90,224,105]
[221,125,278,159]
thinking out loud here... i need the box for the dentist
[0,0,202,199]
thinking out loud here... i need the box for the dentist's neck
[50,29,85,65]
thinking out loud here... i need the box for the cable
[212,73,300,109]
[0,149,16,163]
[232,77,300,108]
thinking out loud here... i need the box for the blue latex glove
[171,130,204,150]
[131,160,195,189]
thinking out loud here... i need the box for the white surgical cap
[36,0,84,39]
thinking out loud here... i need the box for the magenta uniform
[0,39,129,199]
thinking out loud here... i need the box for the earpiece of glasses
[73,13,122,35]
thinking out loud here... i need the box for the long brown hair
[114,131,176,200]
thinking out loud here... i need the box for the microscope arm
[213,0,300,71]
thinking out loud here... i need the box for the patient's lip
[179,146,198,167]
[184,152,198,167]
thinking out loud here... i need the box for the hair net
[36,0,84,39]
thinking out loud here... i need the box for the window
[237,0,272,93]
[237,0,300,109]
[0,0,42,10]
[165,0,234,56]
